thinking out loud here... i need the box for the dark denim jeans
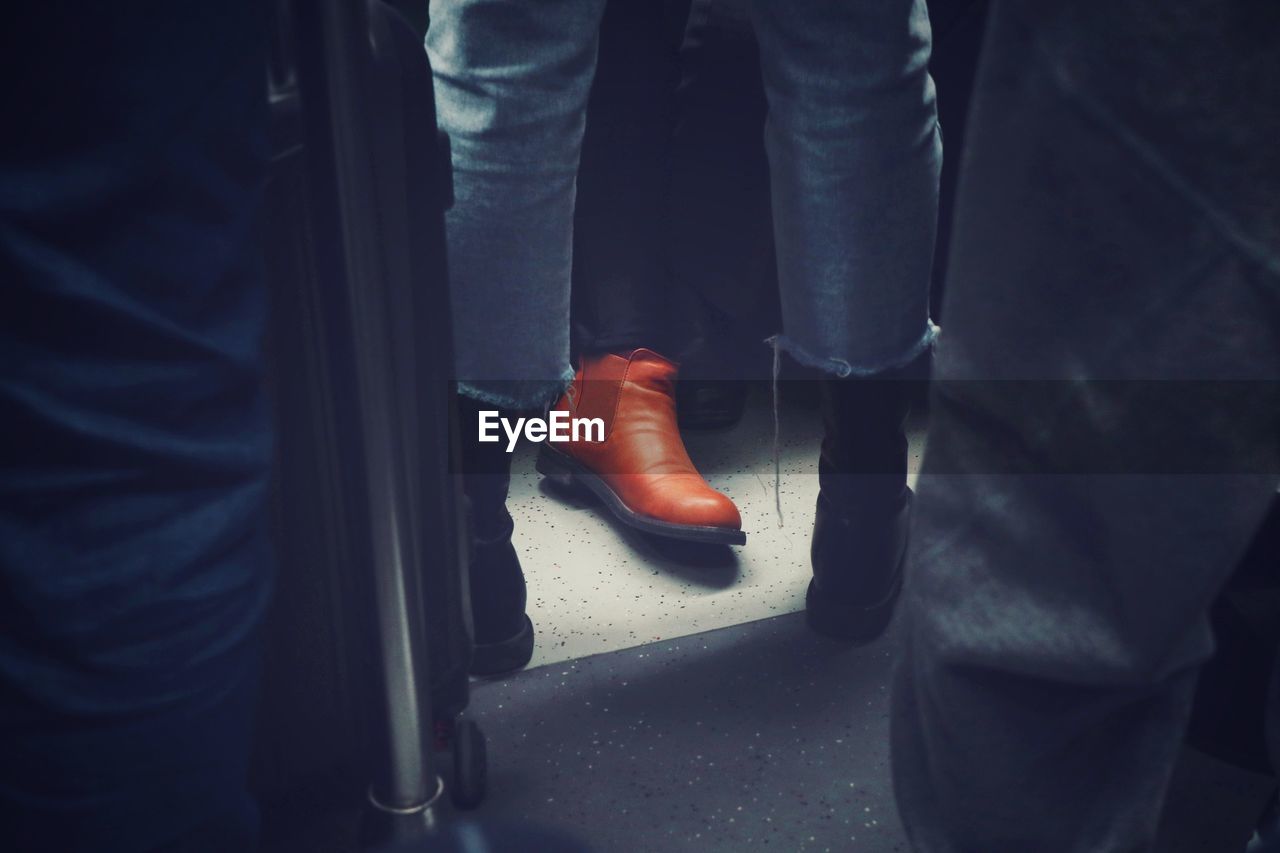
[1,5,271,850]
[892,2,1280,850]
[571,0,694,359]
[570,0,782,371]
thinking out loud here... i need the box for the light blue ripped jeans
[427,0,941,409]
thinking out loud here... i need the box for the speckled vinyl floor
[466,612,1271,853]
[260,390,1274,853]
[473,387,1270,852]
[470,611,908,852]
[507,385,926,669]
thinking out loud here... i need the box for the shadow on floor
[537,477,743,590]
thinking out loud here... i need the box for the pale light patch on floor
[506,386,927,669]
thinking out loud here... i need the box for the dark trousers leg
[0,5,271,851]
[571,0,694,357]
[891,5,1280,851]
[670,0,778,379]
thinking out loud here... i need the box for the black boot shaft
[455,394,533,673]
[817,376,913,511]
[456,395,516,539]
[807,368,921,641]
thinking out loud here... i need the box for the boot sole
[536,446,746,546]
[471,615,535,677]
[804,566,903,645]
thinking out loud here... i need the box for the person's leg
[539,0,745,547]
[806,367,919,642]
[669,0,773,427]
[456,393,535,676]
[427,0,608,671]
[891,4,1280,850]
[749,0,940,378]
[572,0,693,358]
[0,4,271,851]
[748,0,941,640]
[426,0,608,411]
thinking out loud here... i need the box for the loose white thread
[771,337,784,529]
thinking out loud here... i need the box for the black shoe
[458,395,535,676]
[468,515,535,676]
[807,490,911,642]
[676,379,748,431]
[806,369,917,643]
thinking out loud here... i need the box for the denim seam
[767,321,939,379]
[457,369,575,411]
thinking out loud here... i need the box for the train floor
[468,614,1270,852]
[264,387,1273,852]
[506,383,925,670]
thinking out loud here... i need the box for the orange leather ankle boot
[536,349,745,545]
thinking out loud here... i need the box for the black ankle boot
[457,395,535,675]
[806,371,916,642]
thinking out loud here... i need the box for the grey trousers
[892,1,1280,851]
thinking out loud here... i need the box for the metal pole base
[359,776,445,851]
